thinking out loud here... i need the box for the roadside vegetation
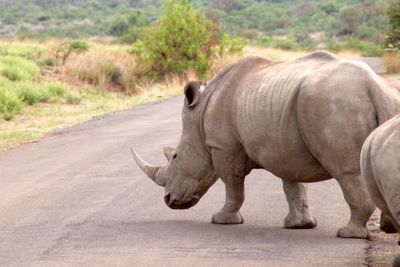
[0,0,392,56]
[384,0,400,74]
[0,0,399,151]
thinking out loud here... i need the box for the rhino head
[132,81,218,209]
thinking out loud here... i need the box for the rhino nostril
[164,193,171,205]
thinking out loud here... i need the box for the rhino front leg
[211,149,247,224]
[282,181,317,229]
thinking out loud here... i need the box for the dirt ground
[368,210,399,267]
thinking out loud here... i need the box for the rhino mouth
[164,193,200,209]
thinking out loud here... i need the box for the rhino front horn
[130,148,166,187]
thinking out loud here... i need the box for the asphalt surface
[0,95,369,267]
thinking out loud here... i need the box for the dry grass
[58,43,137,93]
[244,46,360,61]
[384,50,400,74]
[0,41,366,151]
[211,46,362,74]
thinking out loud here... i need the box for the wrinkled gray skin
[361,114,400,266]
[132,51,400,238]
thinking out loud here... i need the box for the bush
[217,34,248,57]
[38,57,60,68]
[256,36,297,50]
[327,38,384,57]
[386,0,400,49]
[130,0,219,80]
[53,39,90,64]
[384,49,400,73]
[104,62,122,84]
[0,44,45,60]
[0,86,22,120]
[65,92,82,104]
[16,82,50,105]
[42,82,66,97]
[0,56,39,81]
[109,11,149,43]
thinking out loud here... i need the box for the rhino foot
[211,211,243,224]
[392,255,400,267]
[284,214,317,229]
[336,224,369,239]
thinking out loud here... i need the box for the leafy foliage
[0,0,392,49]
[108,11,150,43]
[130,0,219,79]
[386,0,400,49]
[51,40,90,65]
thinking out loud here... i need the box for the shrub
[1,66,27,81]
[0,56,39,81]
[65,92,82,104]
[0,44,45,60]
[104,62,122,84]
[385,0,400,50]
[256,36,297,50]
[52,40,90,64]
[0,86,22,120]
[384,49,400,73]
[130,0,219,80]
[38,57,60,68]
[327,38,384,57]
[217,34,248,57]
[42,82,66,97]
[109,11,150,43]
[16,82,49,105]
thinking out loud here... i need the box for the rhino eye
[172,154,178,159]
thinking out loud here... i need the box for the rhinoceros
[132,51,400,238]
[361,114,400,266]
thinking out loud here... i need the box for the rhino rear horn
[130,148,166,187]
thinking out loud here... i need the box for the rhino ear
[184,81,203,108]
[163,146,175,161]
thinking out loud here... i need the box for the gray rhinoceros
[132,51,400,238]
[361,114,400,266]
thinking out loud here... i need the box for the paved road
[357,57,386,74]
[0,96,369,267]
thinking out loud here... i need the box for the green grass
[16,82,50,105]
[0,41,184,151]
[0,55,39,81]
[0,88,22,120]
[0,43,45,59]
[41,82,66,97]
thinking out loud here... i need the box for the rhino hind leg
[335,173,374,239]
[380,213,398,233]
[282,181,317,229]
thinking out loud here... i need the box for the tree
[131,0,219,79]
[386,0,400,49]
[108,11,149,43]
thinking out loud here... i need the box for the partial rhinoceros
[361,114,400,266]
[132,51,400,238]
[361,114,400,231]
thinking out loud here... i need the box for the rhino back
[204,51,400,182]
[205,52,336,180]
